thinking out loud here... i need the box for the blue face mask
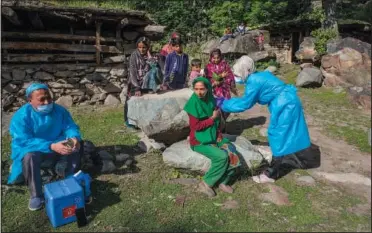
[36,103,54,114]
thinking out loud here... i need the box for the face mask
[36,103,54,114]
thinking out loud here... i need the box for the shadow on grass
[225,116,266,135]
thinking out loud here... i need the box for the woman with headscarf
[205,48,238,131]
[124,36,163,127]
[220,70,312,183]
[184,77,241,197]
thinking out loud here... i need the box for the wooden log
[2,41,122,53]
[28,12,44,30]
[2,54,96,63]
[2,31,123,43]
[96,21,102,64]
[1,7,22,26]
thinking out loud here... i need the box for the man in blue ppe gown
[8,83,82,211]
[220,71,311,183]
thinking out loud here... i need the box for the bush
[255,59,280,71]
[311,28,339,55]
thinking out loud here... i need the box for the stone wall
[2,62,128,111]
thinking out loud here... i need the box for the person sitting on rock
[162,37,189,90]
[125,36,163,128]
[219,26,235,44]
[184,77,241,197]
[7,83,83,211]
[205,48,238,131]
[235,22,246,35]
[219,70,312,183]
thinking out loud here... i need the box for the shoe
[252,173,275,184]
[219,184,234,193]
[28,197,44,211]
[198,182,216,197]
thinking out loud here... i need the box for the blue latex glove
[216,97,225,108]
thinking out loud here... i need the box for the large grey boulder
[295,37,319,61]
[327,37,371,58]
[202,33,264,55]
[127,88,193,145]
[296,67,323,87]
[162,134,272,172]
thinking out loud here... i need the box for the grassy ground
[41,0,134,10]
[1,104,371,232]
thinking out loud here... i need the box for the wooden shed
[1,0,166,65]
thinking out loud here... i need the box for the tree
[322,0,338,30]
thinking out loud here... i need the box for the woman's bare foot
[219,184,234,193]
[198,181,216,197]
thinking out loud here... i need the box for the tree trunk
[322,0,338,32]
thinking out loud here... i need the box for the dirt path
[231,104,371,204]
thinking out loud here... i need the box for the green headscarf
[184,77,219,145]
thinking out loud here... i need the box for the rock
[95,67,111,73]
[103,55,126,64]
[101,160,116,173]
[296,176,316,186]
[91,93,107,102]
[295,37,319,61]
[264,66,277,73]
[259,184,291,206]
[40,65,59,73]
[66,65,88,71]
[48,82,75,89]
[247,51,270,62]
[55,95,73,108]
[2,94,16,110]
[119,85,128,104]
[2,72,12,80]
[162,134,268,172]
[202,32,264,55]
[255,145,272,163]
[300,63,313,69]
[104,94,120,106]
[86,67,95,73]
[33,71,55,81]
[80,78,92,84]
[296,67,323,87]
[12,69,26,80]
[86,73,107,82]
[98,150,114,161]
[138,135,166,152]
[110,66,127,77]
[259,127,268,137]
[127,89,193,145]
[311,172,371,186]
[54,70,73,78]
[232,55,255,80]
[83,140,96,154]
[327,37,371,58]
[321,48,371,87]
[115,153,130,162]
[347,85,371,110]
[4,83,19,93]
[104,82,122,93]
[65,89,85,96]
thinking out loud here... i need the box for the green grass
[41,0,134,10]
[1,106,371,232]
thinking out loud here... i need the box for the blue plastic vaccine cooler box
[44,177,85,228]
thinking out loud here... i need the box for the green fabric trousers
[192,143,236,187]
